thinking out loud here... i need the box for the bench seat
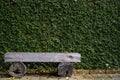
[5,52,81,62]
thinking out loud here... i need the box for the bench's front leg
[58,62,73,77]
[8,62,27,78]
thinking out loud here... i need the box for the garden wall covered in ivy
[0,0,120,71]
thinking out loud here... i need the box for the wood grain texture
[9,62,27,78]
[5,52,81,62]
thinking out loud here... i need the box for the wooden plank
[5,52,81,62]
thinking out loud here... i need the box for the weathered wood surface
[58,62,73,77]
[9,62,27,78]
[5,52,81,62]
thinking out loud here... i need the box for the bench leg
[58,62,73,77]
[8,62,27,78]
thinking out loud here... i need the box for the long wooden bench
[5,52,81,78]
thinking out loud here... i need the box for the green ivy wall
[0,0,120,71]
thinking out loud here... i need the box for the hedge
[0,0,120,71]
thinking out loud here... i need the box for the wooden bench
[5,52,81,78]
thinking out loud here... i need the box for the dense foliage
[0,0,120,71]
